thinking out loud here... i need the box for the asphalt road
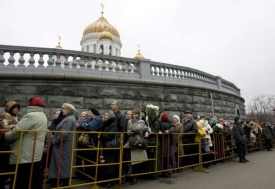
[121,150,275,189]
[18,149,273,189]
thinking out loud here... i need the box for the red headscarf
[28,97,45,107]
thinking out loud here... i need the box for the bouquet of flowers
[213,123,224,133]
[146,104,159,126]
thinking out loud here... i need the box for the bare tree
[247,95,275,123]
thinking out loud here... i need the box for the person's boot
[243,157,250,162]
[130,177,138,185]
[126,163,132,176]
[239,158,246,163]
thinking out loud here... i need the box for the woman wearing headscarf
[172,115,184,173]
[125,108,149,185]
[49,103,76,188]
[159,112,175,178]
[2,101,20,129]
[99,111,119,188]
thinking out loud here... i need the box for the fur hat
[29,97,45,107]
[173,115,180,122]
[61,103,76,113]
[5,101,20,114]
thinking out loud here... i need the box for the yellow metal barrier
[0,129,269,189]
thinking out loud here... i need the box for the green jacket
[5,106,47,164]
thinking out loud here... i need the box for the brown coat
[175,122,184,156]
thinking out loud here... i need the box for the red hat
[28,97,45,108]
[161,112,169,121]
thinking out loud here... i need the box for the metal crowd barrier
[0,129,273,189]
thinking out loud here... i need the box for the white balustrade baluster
[38,53,44,68]
[18,52,25,68]
[28,53,35,67]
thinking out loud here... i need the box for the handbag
[129,134,148,150]
[105,135,120,148]
[77,133,90,146]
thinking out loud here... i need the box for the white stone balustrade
[0,45,241,96]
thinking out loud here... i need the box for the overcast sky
[1,0,275,108]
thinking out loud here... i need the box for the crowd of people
[0,97,275,189]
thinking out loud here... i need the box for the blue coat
[79,115,102,146]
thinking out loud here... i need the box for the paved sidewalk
[122,150,275,189]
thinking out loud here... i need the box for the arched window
[237,109,240,116]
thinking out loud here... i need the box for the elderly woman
[49,103,76,188]
[76,111,88,128]
[172,115,183,173]
[159,112,175,178]
[125,108,149,185]
[48,109,62,132]
[99,111,119,188]
[77,107,102,179]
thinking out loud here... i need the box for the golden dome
[134,45,145,59]
[83,16,120,38]
[98,26,114,40]
[134,51,145,59]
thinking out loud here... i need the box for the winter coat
[159,120,176,157]
[79,115,102,146]
[181,117,198,143]
[200,121,213,147]
[174,122,184,156]
[233,123,245,144]
[49,113,76,179]
[262,126,272,140]
[5,106,47,164]
[125,115,148,165]
[114,110,127,132]
[2,101,20,129]
[100,117,119,176]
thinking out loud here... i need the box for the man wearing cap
[181,111,198,166]
[233,116,249,163]
[5,96,47,189]
[49,103,76,187]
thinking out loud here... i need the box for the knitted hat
[161,112,169,121]
[29,97,45,107]
[172,115,180,122]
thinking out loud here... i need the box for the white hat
[173,115,180,122]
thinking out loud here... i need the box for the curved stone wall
[0,77,245,121]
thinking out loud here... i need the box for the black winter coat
[233,123,245,144]
[181,118,198,143]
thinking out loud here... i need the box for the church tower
[80,4,122,56]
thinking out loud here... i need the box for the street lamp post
[210,93,214,117]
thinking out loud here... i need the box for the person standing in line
[233,117,249,163]
[181,111,198,166]
[5,97,47,189]
[2,101,21,129]
[111,101,129,182]
[262,123,273,151]
[111,101,127,133]
[48,103,76,188]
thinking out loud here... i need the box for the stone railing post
[138,60,151,80]
[216,76,222,89]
